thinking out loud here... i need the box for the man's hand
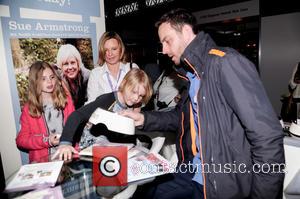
[52,144,78,161]
[119,110,145,127]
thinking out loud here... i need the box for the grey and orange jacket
[142,31,285,199]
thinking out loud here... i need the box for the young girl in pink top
[16,61,75,163]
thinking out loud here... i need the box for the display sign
[194,0,259,24]
[0,0,105,164]
[114,0,175,17]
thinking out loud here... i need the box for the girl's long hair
[28,61,67,117]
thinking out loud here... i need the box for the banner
[0,0,105,164]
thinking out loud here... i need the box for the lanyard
[106,70,122,92]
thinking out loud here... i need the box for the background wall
[260,12,300,115]
[0,15,21,180]
[0,0,105,180]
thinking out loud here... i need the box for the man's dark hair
[155,8,197,33]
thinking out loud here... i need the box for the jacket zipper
[41,110,64,161]
[183,57,208,199]
[179,112,185,163]
[42,113,51,162]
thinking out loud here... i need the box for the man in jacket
[121,8,285,199]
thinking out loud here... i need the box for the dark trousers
[132,171,204,199]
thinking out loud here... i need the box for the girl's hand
[49,134,61,146]
[52,144,78,161]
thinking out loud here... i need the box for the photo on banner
[11,38,94,108]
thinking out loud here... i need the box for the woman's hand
[52,144,78,161]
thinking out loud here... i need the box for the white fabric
[150,70,183,163]
[289,63,300,98]
[86,62,138,104]
[149,136,165,154]
[153,71,183,111]
[112,185,137,199]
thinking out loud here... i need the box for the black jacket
[143,32,285,199]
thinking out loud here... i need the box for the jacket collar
[101,62,126,77]
[175,31,217,78]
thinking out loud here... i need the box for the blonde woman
[86,31,138,103]
[16,61,74,163]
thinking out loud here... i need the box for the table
[3,144,164,199]
[3,156,100,199]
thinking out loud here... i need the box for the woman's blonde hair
[119,68,153,104]
[28,61,67,117]
[56,44,82,71]
[97,31,126,66]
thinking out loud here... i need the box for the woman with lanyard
[86,31,139,104]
